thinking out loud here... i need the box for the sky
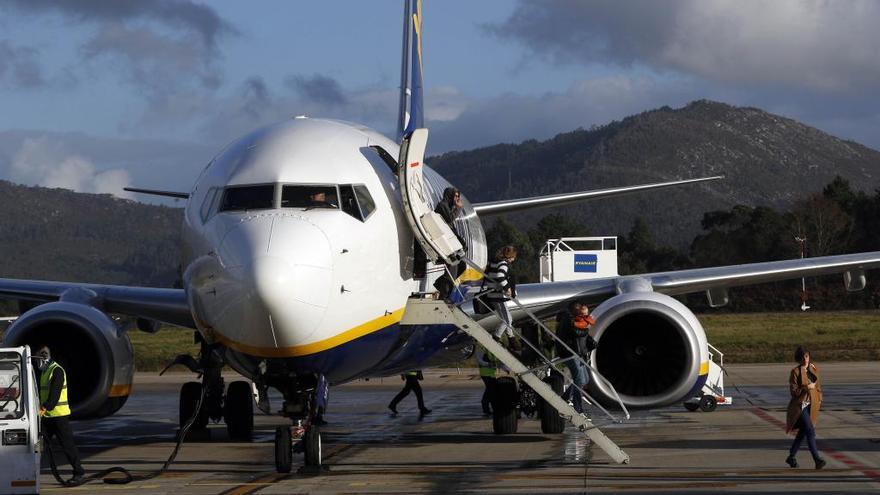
[1,0,878,202]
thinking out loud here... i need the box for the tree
[485,218,537,282]
[789,194,851,257]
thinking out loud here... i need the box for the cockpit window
[339,185,360,219]
[219,185,275,212]
[281,185,339,209]
[336,184,376,222]
[353,185,375,219]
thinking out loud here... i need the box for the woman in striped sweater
[485,245,518,340]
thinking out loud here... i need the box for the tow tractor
[0,346,40,494]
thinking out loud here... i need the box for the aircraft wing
[472,176,722,216]
[511,251,880,317]
[0,278,194,328]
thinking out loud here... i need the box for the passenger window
[339,185,361,220]
[219,185,275,212]
[281,185,339,209]
[353,185,376,219]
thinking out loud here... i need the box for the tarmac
[38,362,880,494]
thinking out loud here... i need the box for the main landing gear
[169,338,255,441]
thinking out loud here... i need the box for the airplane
[2,0,879,472]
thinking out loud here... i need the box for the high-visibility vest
[478,352,498,378]
[39,361,71,417]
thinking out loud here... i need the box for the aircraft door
[397,129,465,266]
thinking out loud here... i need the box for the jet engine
[587,289,709,409]
[3,300,134,419]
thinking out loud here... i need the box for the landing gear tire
[492,377,519,435]
[540,373,566,434]
[303,427,322,467]
[699,395,717,412]
[683,401,700,412]
[224,380,254,440]
[274,426,292,473]
[180,381,208,430]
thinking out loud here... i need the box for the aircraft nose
[216,215,333,349]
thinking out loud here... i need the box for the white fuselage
[180,118,485,371]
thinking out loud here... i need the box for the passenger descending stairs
[401,297,630,464]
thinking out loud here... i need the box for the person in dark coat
[785,346,825,469]
[388,370,431,419]
[433,187,467,300]
[555,302,597,414]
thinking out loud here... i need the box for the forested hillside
[0,180,182,286]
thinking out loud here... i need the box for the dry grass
[699,310,880,363]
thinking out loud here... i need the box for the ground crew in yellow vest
[35,344,85,482]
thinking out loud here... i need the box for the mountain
[0,180,182,286]
[430,100,880,248]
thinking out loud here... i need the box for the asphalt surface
[37,362,880,494]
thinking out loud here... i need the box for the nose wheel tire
[303,427,322,467]
[180,381,209,430]
[275,426,292,473]
[492,377,519,434]
[539,373,566,434]
[224,380,254,440]
[683,401,700,412]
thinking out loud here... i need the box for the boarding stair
[396,127,629,464]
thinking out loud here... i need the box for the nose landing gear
[272,374,328,474]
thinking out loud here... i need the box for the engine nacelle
[3,301,134,419]
[587,290,709,409]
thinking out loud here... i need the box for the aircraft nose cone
[213,214,333,350]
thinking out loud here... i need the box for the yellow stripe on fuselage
[699,361,709,375]
[213,307,406,358]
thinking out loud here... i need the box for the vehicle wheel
[699,395,717,412]
[274,426,292,473]
[303,427,322,467]
[540,373,566,434]
[492,377,519,434]
[179,381,208,430]
[683,401,700,412]
[224,381,254,440]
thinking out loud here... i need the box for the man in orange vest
[35,345,85,482]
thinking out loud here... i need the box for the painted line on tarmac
[217,472,288,495]
[750,407,880,484]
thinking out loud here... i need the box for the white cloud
[10,136,134,198]
[491,0,880,93]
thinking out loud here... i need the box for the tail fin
[397,0,424,140]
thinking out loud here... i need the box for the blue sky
[1,0,878,201]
